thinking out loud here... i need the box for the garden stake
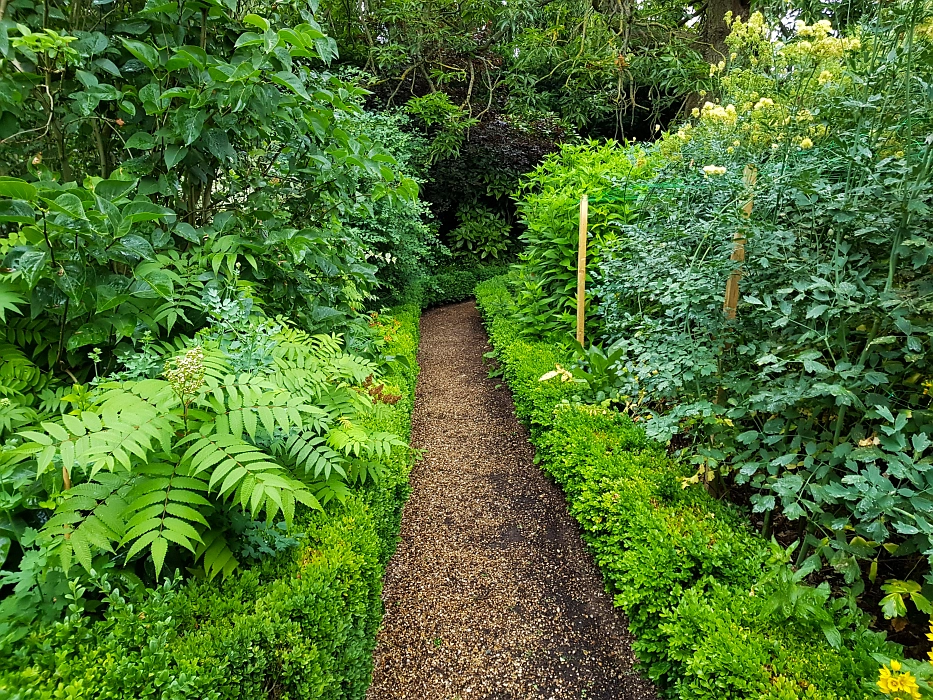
[576,194,588,345]
[723,165,756,320]
[716,165,757,407]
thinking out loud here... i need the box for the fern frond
[180,432,319,524]
[283,430,346,480]
[43,471,132,572]
[196,529,239,581]
[0,281,25,323]
[119,462,211,577]
[309,474,353,506]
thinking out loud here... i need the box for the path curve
[368,301,656,700]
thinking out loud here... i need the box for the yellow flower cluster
[725,11,769,38]
[795,18,833,38]
[702,165,727,177]
[877,660,921,700]
[782,19,861,61]
[698,101,737,125]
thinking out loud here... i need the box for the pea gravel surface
[368,301,657,700]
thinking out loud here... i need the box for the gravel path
[368,301,656,700]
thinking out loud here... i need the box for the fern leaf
[150,536,168,577]
[0,283,25,323]
[196,530,239,581]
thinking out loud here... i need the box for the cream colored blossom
[702,165,727,177]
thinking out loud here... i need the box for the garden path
[367,301,655,700]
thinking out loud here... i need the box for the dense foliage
[0,0,439,693]
[0,300,421,698]
[502,0,933,690]
[478,276,896,699]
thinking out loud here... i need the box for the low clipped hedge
[0,302,421,700]
[475,276,891,700]
[416,261,511,307]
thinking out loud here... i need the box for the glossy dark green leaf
[95,179,137,202]
[164,145,189,170]
[113,234,155,260]
[66,322,110,351]
[121,38,160,71]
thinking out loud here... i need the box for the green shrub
[447,200,512,260]
[0,304,420,700]
[476,275,893,699]
[417,261,511,308]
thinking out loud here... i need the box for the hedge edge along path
[472,275,892,700]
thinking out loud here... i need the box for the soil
[368,301,657,700]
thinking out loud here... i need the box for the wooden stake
[716,166,756,408]
[723,165,757,320]
[576,195,588,345]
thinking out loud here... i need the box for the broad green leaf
[270,71,310,100]
[121,38,160,72]
[125,132,157,150]
[242,14,270,31]
[67,322,110,351]
[164,145,188,170]
[95,179,137,201]
[0,177,37,201]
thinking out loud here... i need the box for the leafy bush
[510,140,656,336]
[588,8,933,614]
[447,200,512,260]
[476,275,895,699]
[0,301,421,699]
[418,261,511,307]
[504,2,933,651]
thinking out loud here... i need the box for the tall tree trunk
[703,0,748,60]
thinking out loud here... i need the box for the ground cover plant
[499,0,933,695]
[0,299,421,698]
